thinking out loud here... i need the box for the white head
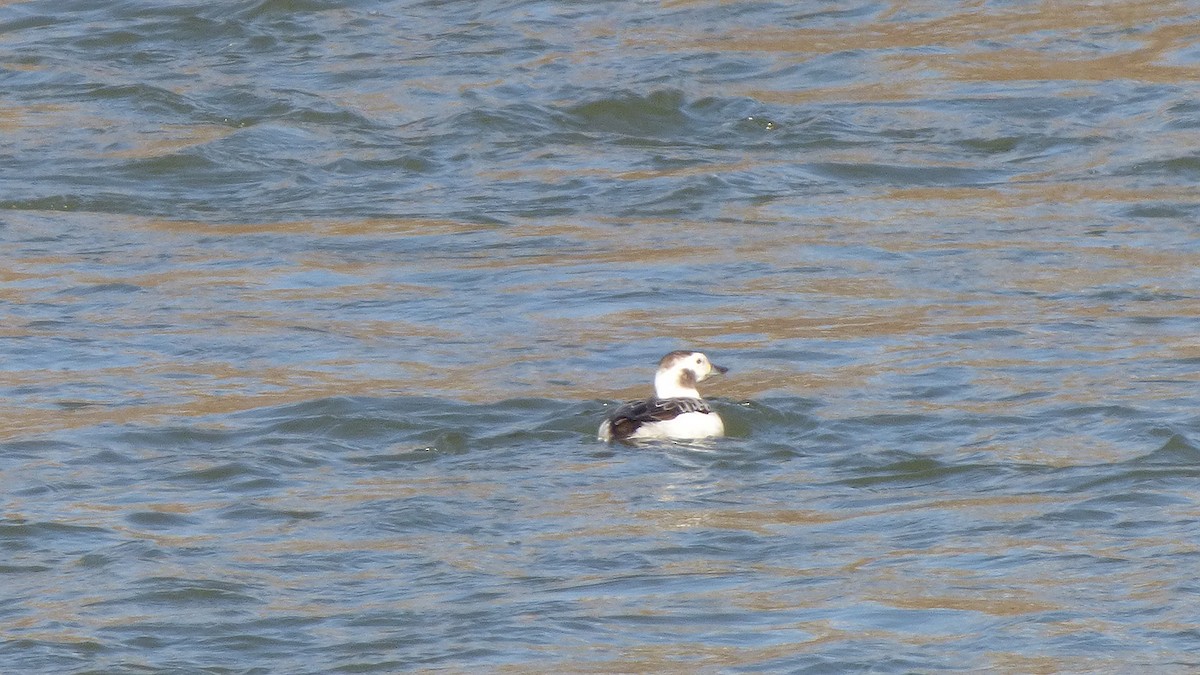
[653,350,728,399]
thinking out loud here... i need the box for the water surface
[3,0,1200,672]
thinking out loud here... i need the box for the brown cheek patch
[678,369,697,388]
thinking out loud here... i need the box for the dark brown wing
[606,397,712,440]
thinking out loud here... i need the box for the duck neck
[654,369,700,399]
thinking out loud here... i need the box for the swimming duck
[598,350,727,442]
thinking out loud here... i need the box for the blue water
[4,0,1200,672]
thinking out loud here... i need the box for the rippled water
[4,0,1200,672]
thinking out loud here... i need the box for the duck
[598,350,728,442]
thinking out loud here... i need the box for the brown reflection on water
[144,216,494,238]
[674,3,1200,110]
[638,507,839,534]
[680,1,1196,62]
[942,19,1200,84]
[93,124,238,160]
[0,102,73,133]
[872,588,1058,617]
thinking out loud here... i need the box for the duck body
[599,396,724,442]
[598,351,727,443]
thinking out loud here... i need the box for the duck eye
[696,358,702,364]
